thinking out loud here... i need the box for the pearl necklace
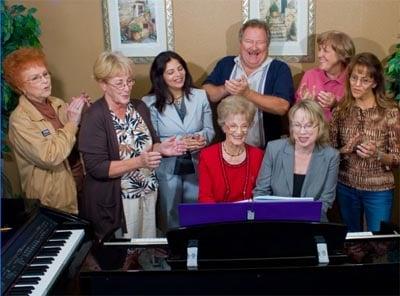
[222,142,245,157]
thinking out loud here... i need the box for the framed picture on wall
[102,0,174,63]
[242,0,315,62]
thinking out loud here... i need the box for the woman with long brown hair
[330,52,400,232]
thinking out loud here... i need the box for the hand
[159,136,187,156]
[317,91,336,109]
[298,84,317,101]
[224,75,250,96]
[183,134,207,151]
[67,95,86,125]
[137,150,162,169]
[341,133,363,154]
[356,141,377,159]
[80,91,92,110]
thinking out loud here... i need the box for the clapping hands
[224,75,250,96]
[67,92,92,125]
[182,134,207,151]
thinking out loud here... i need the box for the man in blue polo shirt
[203,19,294,148]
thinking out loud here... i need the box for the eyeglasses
[349,75,374,87]
[242,39,267,47]
[25,71,51,84]
[225,124,249,133]
[292,123,318,133]
[107,78,136,90]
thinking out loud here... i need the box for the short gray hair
[217,95,256,128]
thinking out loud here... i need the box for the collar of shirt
[20,95,63,122]
[320,68,347,86]
[233,56,274,79]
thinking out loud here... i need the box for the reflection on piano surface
[1,199,92,296]
[80,221,400,295]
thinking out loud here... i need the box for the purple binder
[178,201,322,227]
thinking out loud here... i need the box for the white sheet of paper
[254,195,314,202]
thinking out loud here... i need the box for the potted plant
[1,3,42,197]
[384,44,400,225]
[1,3,42,154]
[129,23,142,41]
[384,43,400,105]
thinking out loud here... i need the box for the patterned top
[330,105,400,191]
[111,102,158,199]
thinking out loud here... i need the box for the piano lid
[1,198,40,249]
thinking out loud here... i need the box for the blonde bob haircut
[317,30,355,66]
[93,51,134,82]
[288,99,329,147]
[217,95,256,128]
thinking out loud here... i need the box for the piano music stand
[167,220,347,270]
[178,200,322,227]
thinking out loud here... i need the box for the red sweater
[198,143,264,203]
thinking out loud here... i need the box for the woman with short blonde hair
[288,99,329,147]
[254,99,339,221]
[79,51,186,241]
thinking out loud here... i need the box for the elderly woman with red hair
[3,47,89,213]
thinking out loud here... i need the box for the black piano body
[1,198,92,295]
[80,220,400,295]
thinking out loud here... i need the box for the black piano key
[9,292,31,296]
[50,231,72,240]
[44,240,66,247]
[9,285,34,294]
[25,265,48,275]
[16,277,41,285]
[31,257,54,265]
[37,247,61,256]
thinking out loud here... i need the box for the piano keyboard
[8,229,84,296]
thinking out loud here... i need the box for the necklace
[173,94,183,104]
[219,143,250,201]
[222,142,245,157]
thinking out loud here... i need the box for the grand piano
[1,198,92,295]
[80,220,400,295]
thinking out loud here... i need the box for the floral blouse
[111,102,158,199]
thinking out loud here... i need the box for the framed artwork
[242,0,315,62]
[102,0,174,63]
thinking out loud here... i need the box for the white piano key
[13,229,84,296]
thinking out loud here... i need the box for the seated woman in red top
[198,95,264,202]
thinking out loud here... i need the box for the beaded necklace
[222,141,245,157]
[219,143,250,201]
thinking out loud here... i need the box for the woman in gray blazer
[142,51,215,233]
[253,99,339,221]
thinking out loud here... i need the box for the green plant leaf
[27,7,37,14]
[1,2,42,154]
[10,4,26,15]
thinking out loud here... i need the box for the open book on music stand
[178,197,322,227]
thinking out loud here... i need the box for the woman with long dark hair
[142,51,214,233]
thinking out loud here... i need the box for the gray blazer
[142,88,215,172]
[253,138,339,221]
